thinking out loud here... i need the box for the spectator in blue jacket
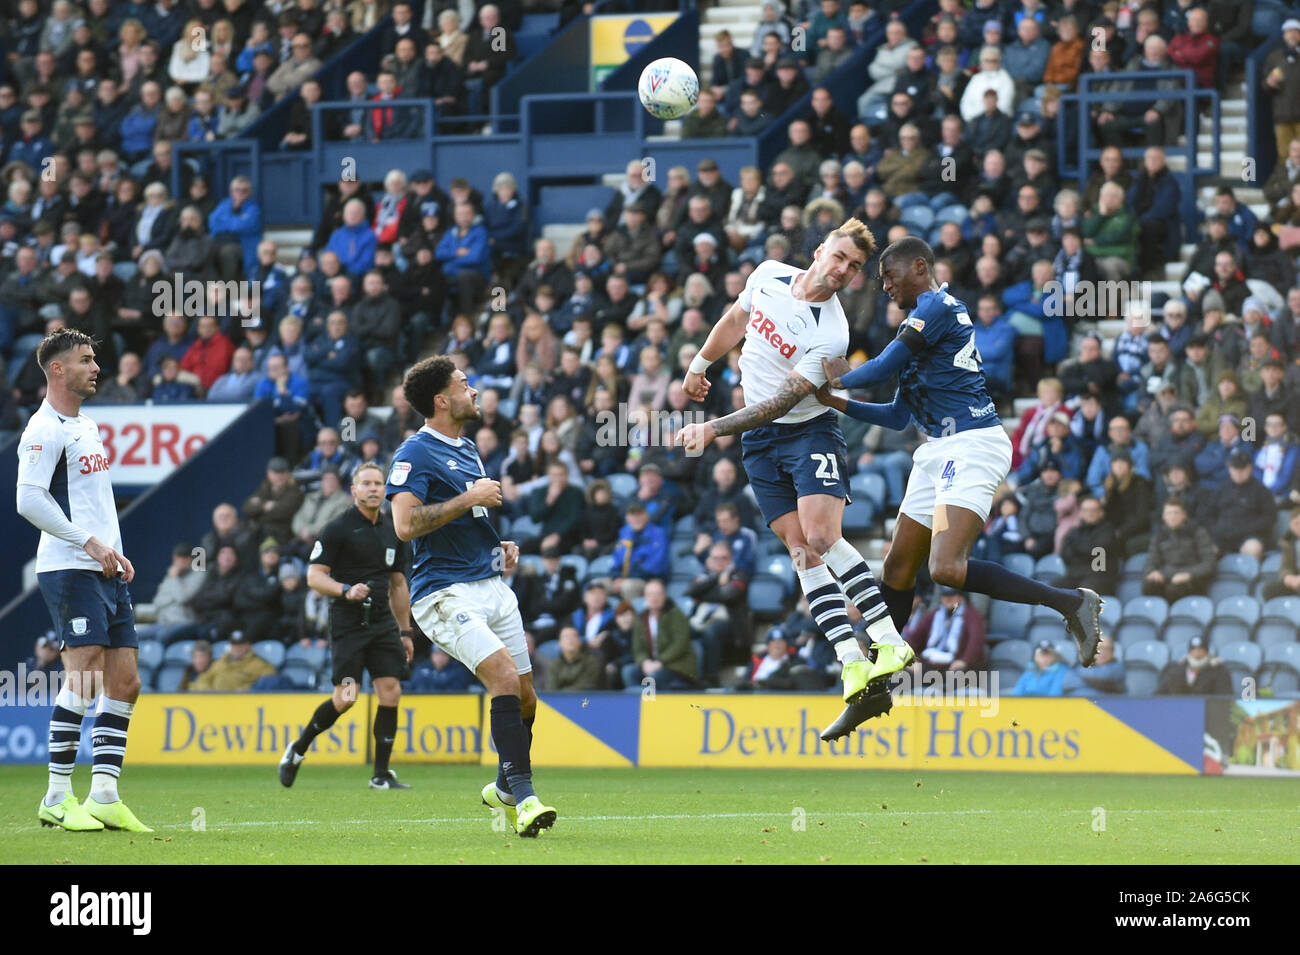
[436,199,491,315]
[973,292,1017,399]
[610,501,670,595]
[1017,410,1084,484]
[207,174,263,278]
[325,197,377,278]
[1009,640,1084,696]
[407,647,475,692]
[119,82,162,162]
[255,351,314,461]
[207,345,260,402]
[250,238,290,319]
[8,109,53,171]
[1194,413,1254,490]
[305,310,362,428]
[483,171,529,286]
[1086,415,1150,497]
[187,88,221,141]
[144,312,194,378]
[151,355,198,402]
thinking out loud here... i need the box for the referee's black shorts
[330,625,408,685]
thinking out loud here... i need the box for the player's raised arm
[682,297,750,401]
[815,380,912,430]
[390,478,501,541]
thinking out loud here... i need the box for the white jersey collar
[420,424,464,447]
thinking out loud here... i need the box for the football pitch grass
[1,765,1296,864]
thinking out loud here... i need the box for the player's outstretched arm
[683,299,749,401]
[824,339,912,390]
[817,383,911,430]
[680,371,815,454]
[391,478,501,541]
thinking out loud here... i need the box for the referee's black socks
[373,705,397,778]
[490,695,535,803]
[292,699,342,757]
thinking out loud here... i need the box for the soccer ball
[638,57,699,120]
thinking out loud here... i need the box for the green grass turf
[1,765,1296,864]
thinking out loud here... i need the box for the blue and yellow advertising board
[0,693,1206,774]
[590,13,679,88]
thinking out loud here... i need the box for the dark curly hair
[402,355,457,418]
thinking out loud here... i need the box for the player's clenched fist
[683,371,711,401]
[821,355,851,390]
[500,539,520,574]
[678,421,716,456]
[467,477,503,508]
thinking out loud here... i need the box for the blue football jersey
[385,425,501,603]
[894,283,1002,438]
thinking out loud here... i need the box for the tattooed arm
[679,372,815,454]
[390,479,503,541]
[711,371,816,436]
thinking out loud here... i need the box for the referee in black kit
[279,462,415,790]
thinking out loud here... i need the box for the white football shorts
[411,575,532,676]
[898,425,1013,529]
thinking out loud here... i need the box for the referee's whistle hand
[346,582,371,600]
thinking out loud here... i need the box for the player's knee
[115,673,142,701]
[332,689,356,713]
[928,555,967,589]
[805,531,837,558]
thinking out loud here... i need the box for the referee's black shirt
[310,506,410,632]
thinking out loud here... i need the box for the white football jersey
[736,260,851,425]
[16,400,123,573]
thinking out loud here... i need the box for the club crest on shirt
[785,314,807,336]
[310,540,323,560]
[385,547,396,566]
[70,617,88,636]
[389,461,411,485]
[24,443,41,465]
[456,611,471,625]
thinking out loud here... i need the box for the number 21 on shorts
[811,452,839,487]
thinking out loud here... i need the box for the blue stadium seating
[842,498,875,534]
[1262,643,1300,694]
[254,640,287,669]
[1123,640,1169,696]
[990,639,1031,670]
[1033,554,1066,582]
[586,554,615,581]
[1050,638,1078,666]
[155,664,188,693]
[1003,553,1035,579]
[560,554,588,579]
[1099,598,1122,635]
[211,640,231,661]
[848,472,887,511]
[1217,641,1263,686]
[1117,578,1145,603]
[1161,595,1213,648]
[137,641,164,673]
[747,576,789,617]
[164,640,196,665]
[1218,554,1261,586]
[281,662,319,690]
[1260,551,1282,577]
[1115,596,1168,646]
[988,600,1032,641]
[606,473,638,502]
[761,554,796,595]
[286,644,327,673]
[1209,596,1262,648]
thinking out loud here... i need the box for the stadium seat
[996,666,1024,688]
[535,639,563,663]
[137,640,164,673]
[1032,553,1066,582]
[1122,553,1148,575]
[254,640,286,670]
[761,554,796,594]
[1260,551,1282,577]
[211,640,231,661]
[747,576,789,617]
[1209,596,1262,647]
[671,537,697,559]
[673,515,696,535]
[988,600,1032,641]
[586,554,615,580]
[1117,578,1145,603]
[1261,595,1300,625]
[1026,619,1064,647]
[606,473,637,502]
[518,554,544,576]
[842,498,875,534]
[497,398,518,419]
[1123,640,1168,696]
[1261,643,1300,694]
[154,664,188,693]
[1030,601,1059,622]
[1050,638,1078,666]
[510,516,542,540]
[560,554,588,579]
[1003,552,1035,579]
[497,515,511,536]
[1218,553,1260,586]
[670,555,704,578]
[286,644,327,673]
[163,640,196,665]
[990,639,1031,670]
[1254,619,1299,651]
[1208,578,1249,602]
[1216,641,1263,687]
[849,472,887,510]
[281,662,319,689]
[1114,596,1167,646]
[1099,597,1122,635]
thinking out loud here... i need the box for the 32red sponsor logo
[78,453,110,474]
[750,308,797,358]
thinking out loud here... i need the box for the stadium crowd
[4,0,1299,696]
